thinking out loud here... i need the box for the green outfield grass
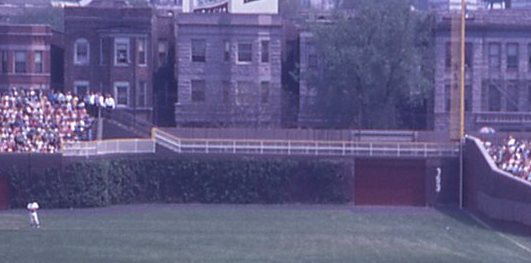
[0,204,529,263]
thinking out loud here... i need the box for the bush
[8,157,350,208]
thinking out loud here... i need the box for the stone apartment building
[64,0,155,122]
[434,9,531,133]
[175,13,283,127]
[0,24,54,91]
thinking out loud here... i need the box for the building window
[34,51,44,73]
[445,84,451,112]
[137,38,147,66]
[308,54,318,69]
[507,43,519,70]
[528,86,531,111]
[465,85,472,112]
[191,80,206,102]
[74,38,89,65]
[14,51,26,73]
[114,82,129,107]
[236,81,253,105]
[73,81,89,98]
[528,44,531,71]
[307,42,317,69]
[191,39,206,62]
[114,38,130,65]
[445,42,452,69]
[261,40,269,63]
[222,81,230,103]
[507,83,519,112]
[100,38,105,65]
[488,43,500,70]
[465,42,473,69]
[260,81,270,104]
[488,85,501,112]
[481,83,488,111]
[158,40,168,67]
[444,42,472,69]
[237,42,252,63]
[1,51,7,73]
[137,80,147,107]
[223,40,230,62]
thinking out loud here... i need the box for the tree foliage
[8,158,350,208]
[309,0,433,129]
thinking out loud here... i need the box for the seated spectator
[0,87,94,153]
[484,136,531,183]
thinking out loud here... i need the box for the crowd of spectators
[484,136,531,182]
[0,88,94,153]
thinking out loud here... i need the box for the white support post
[342,142,345,156]
[288,141,291,155]
[397,144,400,157]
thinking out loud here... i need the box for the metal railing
[62,139,156,156]
[153,128,459,158]
[475,112,531,124]
[106,109,154,137]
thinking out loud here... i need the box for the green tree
[309,0,433,129]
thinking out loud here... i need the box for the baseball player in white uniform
[27,202,40,228]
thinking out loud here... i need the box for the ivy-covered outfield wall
[7,158,351,208]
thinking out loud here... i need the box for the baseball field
[0,204,529,263]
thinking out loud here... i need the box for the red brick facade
[0,24,53,91]
[64,5,154,122]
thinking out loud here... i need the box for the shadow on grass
[435,205,478,225]
[470,211,531,238]
[436,205,531,239]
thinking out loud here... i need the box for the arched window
[74,38,89,65]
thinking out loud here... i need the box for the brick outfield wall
[464,137,531,233]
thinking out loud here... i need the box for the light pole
[458,0,466,210]
[459,0,466,140]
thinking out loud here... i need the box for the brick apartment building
[64,0,154,122]
[0,24,54,91]
[152,6,178,126]
[434,9,531,133]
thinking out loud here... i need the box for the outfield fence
[153,128,459,158]
[62,139,156,156]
